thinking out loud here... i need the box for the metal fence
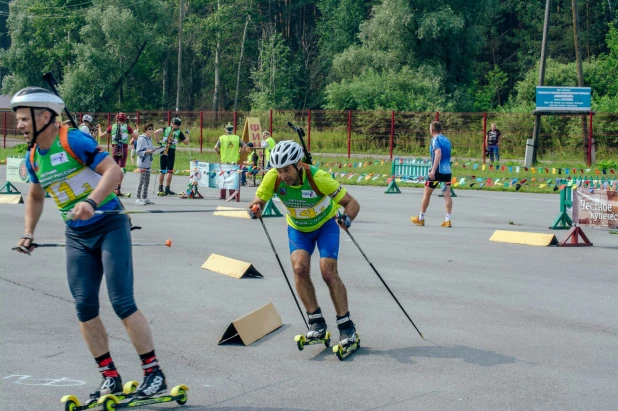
[2,109,616,165]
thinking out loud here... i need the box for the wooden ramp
[490,230,558,246]
[202,254,263,279]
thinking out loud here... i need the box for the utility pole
[212,0,221,113]
[176,0,184,112]
[529,0,552,166]
[572,0,591,163]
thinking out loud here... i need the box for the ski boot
[294,308,331,351]
[164,187,176,196]
[157,185,166,197]
[332,313,360,360]
[133,370,167,399]
[98,371,189,409]
[62,378,139,410]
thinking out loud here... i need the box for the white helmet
[269,140,303,168]
[10,87,65,116]
[11,87,65,148]
[82,114,93,123]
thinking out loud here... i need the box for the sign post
[527,86,593,167]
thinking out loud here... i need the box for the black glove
[336,212,351,228]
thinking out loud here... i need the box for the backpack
[274,163,325,197]
[29,126,95,169]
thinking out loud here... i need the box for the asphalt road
[1,168,617,411]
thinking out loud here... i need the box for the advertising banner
[6,157,31,184]
[188,161,240,190]
[572,189,618,229]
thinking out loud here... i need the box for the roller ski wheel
[157,191,166,197]
[332,333,361,361]
[294,331,331,351]
[61,381,138,410]
[98,385,189,408]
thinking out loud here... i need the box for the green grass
[3,141,615,195]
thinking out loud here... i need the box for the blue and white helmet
[269,140,303,168]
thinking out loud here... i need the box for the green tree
[473,66,509,111]
[0,0,85,93]
[60,1,168,111]
[325,0,499,111]
[250,30,299,109]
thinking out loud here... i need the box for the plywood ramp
[201,254,263,278]
[490,230,558,246]
[218,302,282,345]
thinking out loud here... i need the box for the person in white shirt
[80,115,95,137]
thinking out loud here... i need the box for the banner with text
[189,161,240,190]
[572,189,618,229]
[6,157,31,184]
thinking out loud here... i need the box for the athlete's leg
[164,150,175,189]
[420,184,436,213]
[289,226,319,313]
[291,250,318,313]
[66,230,109,357]
[122,311,154,355]
[120,144,128,168]
[158,155,167,190]
[315,219,348,316]
[443,183,453,214]
[319,258,348,316]
[79,317,109,357]
[100,216,153,354]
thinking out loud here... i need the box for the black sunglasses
[147,128,153,131]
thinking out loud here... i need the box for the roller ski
[295,308,331,351]
[332,314,360,361]
[156,186,176,197]
[61,377,138,411]
[98,371,188,409]
[114,188,131,198]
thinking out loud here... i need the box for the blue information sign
[535,86,591,111]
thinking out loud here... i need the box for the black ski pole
[252,205,308,329]
[342,226,424,339]
[13,239,172,255]
[287,121,313,165]
[43,72,79,129]
[92,207,249,216]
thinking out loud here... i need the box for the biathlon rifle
[43,72,78,128]
[287,121,313,165]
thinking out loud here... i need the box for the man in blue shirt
[411,121,453,227]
